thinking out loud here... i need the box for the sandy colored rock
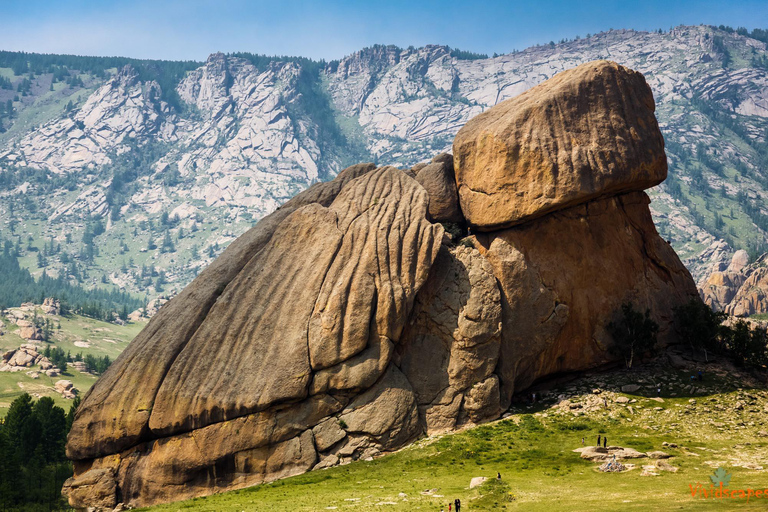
[415,153,463,223]
[67,162,378,461]
[312,417,347,452]
[62,468,117,511]
[307,167,442,371]
[453,60,667,230]
[728,250,749,273]
[478,192,698,405]
[726,267,768,316]
[699,270,744,311]
[398,244,501,433]
[55,380,77,399]
[66,165,441,508]
[338,366,420,448]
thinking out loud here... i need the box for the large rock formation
[65,60,698,509]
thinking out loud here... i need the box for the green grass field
[0,309,145,417]
[141,363,768,511]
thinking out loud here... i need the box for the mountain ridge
[1,24,767,302]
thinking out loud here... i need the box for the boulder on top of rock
[453,60,667,230]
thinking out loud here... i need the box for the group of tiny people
[440,498,461,512]
[580,435,608,448]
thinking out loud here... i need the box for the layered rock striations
[65,61,698,509]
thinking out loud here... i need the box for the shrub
[607,302,659,368]
[673,298,728,359]
[725,320,768,367]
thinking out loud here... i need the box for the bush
[607,302,659,368]
[674,298,728,359]
[725,320,768,367]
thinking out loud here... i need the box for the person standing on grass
[603,436,607,448]
[448,503,451,512]
[455,498,461,512]
[597,435,601,446]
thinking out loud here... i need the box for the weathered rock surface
[398,245,502,433]
[453,60,667,230]
[55,380,77,399]
[65,60,699,510]
[414,153,463,223]
[65,164,442,508]
[699,252,768,317]
[726,266,768,317]
[66,162,378,462]
[477,191,697,404]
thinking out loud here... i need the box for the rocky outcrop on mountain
[12,66,170,175]
[1,344,54,372]
[42,297,61,315]
[64,61,697,509]
[699,251,768,316]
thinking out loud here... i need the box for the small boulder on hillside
[55,380,77,399]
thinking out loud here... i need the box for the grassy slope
[144,363,768,512]
[0,310,145,417]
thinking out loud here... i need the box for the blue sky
[1,0,767,61]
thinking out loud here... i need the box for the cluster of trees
[0,50,200,110]
[38,346,113,375]
[675,299,768,367]
[42,346,68,372]
[607,303,660,369]
[607,299,768,369]
[0,394,78,510]
[0,236,144,320]
[714,25,768,44]
[449,48,489,60]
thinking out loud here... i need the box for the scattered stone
[598,460,627,472]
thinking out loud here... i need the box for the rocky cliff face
[63,60,698,509]
[0,26,767,299]
[699,249,768,316]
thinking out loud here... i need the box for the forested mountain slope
[1,24,767,301]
